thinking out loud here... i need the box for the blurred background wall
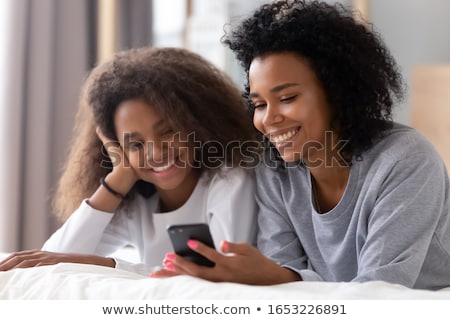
[0,0,449,252]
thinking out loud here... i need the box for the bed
[1,253,449,300]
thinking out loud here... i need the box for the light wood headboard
[411,65,450,173]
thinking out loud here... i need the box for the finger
[149,268,180,278]
[96,126,110,144]
[163,256,203,275]
[163,254,194,275]
[96,127,130,170]
[168,253,223,281]
[0,258,17,271]
[0,250,41,271]
[0,253,17,266]
[1,249,40,261]
[0,257,37,271]
[12,259,48,269]
[187,240,223,262]
[96,126,121,149]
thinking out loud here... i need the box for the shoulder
[202,167,256,206]
[357,122,448,185]
[366,122,443,164]
[207,166,255,188]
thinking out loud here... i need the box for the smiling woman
[0,46,259,275]
[249,53,335,165]
[150,0,450,290]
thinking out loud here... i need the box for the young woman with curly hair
[152,0,450,290]
[0,47,259,275]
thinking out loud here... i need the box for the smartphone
[167,223,216,267]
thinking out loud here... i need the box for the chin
[279,152,301,164]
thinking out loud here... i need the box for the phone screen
[167,223,216,267]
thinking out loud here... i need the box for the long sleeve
[42,200,129,256]
[113,258,160,275]
[206,168,258,248]
[255,164,323,281]
[353,151,449,288]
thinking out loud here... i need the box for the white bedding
[1,259,450,299]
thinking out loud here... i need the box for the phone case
[167,223,216,267]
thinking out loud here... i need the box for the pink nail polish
[166,263,175,271]
[187,239,198,249]
[165,253,175,261]
[221,240,229,252]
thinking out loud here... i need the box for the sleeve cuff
[112,257,160,276]
[282,264,324,282]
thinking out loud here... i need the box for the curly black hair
[223,0,404,157]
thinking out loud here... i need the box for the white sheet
[1,261,450,299]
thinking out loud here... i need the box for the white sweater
[43,167,257,275]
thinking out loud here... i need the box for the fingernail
[187,239,198,249]
[221,240,229,252]
[166,263,175,271]
[165,253,175,261]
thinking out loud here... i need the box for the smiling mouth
[149,157,178,172]
[269,127,300,144]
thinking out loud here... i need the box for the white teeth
[152,160,175,172]
[271,129,298,143]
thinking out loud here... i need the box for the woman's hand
[150,240,301,285]
[0,249,115,271]
[87,127,139,212]
[96,127,138,193]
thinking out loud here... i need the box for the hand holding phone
[167,223,216,267]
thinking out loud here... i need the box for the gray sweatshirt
[256,123,450,290]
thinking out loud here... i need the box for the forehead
[249,52,315,86]
[114,99,165,132]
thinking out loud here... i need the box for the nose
[261,103,283,128]
[145,140,171,166]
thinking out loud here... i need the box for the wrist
[105,169,137,197]
[100,177,127,200]
[281,266,302,282]
[77,254,116,268]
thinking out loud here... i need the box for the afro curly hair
[223,0,405,158]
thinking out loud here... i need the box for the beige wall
[411,66,450,173]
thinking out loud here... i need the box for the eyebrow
[249,82,300,99]
[123,132,139,140]
[152,119,166,131]
[122,119,166,140]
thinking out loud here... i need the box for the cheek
[127,150,145,168]
[170,139,189,159]
[252,111,264,132]
[179,147,195,168]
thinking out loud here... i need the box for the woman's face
[249,52,335,164]
[114,99,197,194]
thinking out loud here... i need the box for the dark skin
[0,126,126,271]
[150,53,350,284]
[0,250,115,270]
[152,240,301,284]
[0,99,200,272]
